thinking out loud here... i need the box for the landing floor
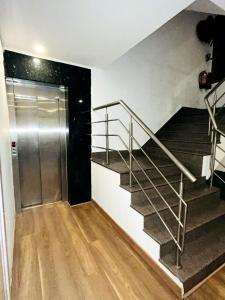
[11,201,225,299]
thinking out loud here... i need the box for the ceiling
[187,0,225,15]
[0,0,224,68]
[0,0,196,68]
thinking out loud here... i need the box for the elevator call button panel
[11,141,17,156]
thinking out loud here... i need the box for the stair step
[131,186,219,217]
[165,122,209,132]
[92,151,172,175]
[144,147,204,175]
[172,114,209,123]
[160,216,225,292]
[120,174,204,193]
[144,201,225,248]
[178,107,209,116]
[157,131,213,143]
[148,140,212,155]
[121,164,179,185]
[129,179,205,213]
[93,105,225,293]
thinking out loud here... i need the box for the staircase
[92,102,225,293]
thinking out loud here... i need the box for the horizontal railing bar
[91,130,187,209]
[92,134,117,137]
[116,134,186,211]
[93,101,121,111]
[91,145,183,250]
[116,119,185,203]
[91,118,189,206]
[101,133,187,223]
[129,150,185,226]
[92,119,118,124]
[93,100,197,183]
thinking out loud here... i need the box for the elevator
[6,78,68,210]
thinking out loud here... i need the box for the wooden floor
[186,270,225,300]
[11,201,225,300]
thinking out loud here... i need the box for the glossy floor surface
[11,201,225,299]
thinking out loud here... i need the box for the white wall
[92,11,210,151]
[92,161,183,291]
[0,39,15,285]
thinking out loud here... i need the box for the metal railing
[92,100,197,268]
[205,77,225,188]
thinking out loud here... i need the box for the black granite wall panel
[4,51,91,205]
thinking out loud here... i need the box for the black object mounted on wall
[196,15,225,84]
[198,70,212,90]
[4,51,91,206]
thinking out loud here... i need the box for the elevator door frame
[6,78,68,211]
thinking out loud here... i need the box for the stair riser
[144,191,220,230]
[131,178,205,206]
[143,147,204,175]
[120,165,179,185]
[158,193,221,258]
[145,190,220,226]
[160,216,225,292]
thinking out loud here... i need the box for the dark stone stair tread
[144,199,225,246]
[91,154,172,174]
[131,186,219,217]
[93,105,225,291]
[120,174,182,192]
[160,217,225,291]
[148,145,210,156]
[157,132,211,142]
[156,138,212,145]
[149,141,211,154]
[164,123,209,133]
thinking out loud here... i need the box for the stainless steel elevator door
[7,78,68,209]
[16,97,42,207]
[38,99,62,203]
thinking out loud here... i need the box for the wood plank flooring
[11,201,225,299]
[11,201,178,299]
[186,268,225,300]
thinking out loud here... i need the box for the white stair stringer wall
[91,161,183,292]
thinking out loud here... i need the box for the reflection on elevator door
[6,78,68,209]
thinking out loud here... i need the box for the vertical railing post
[129,116,133,187]
[176,172,184,269]
[210,130,217,188]
[105,108,109,165]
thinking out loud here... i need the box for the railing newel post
[129,116,133,187]
[105,108,109,165]
[176,172,184,269]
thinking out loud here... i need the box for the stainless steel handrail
[93,133,187,217]
[92,99,196,268]
[92,144,186,251]
[205,77,225,187]
[106,118,186,203]
[93,100,196,183]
